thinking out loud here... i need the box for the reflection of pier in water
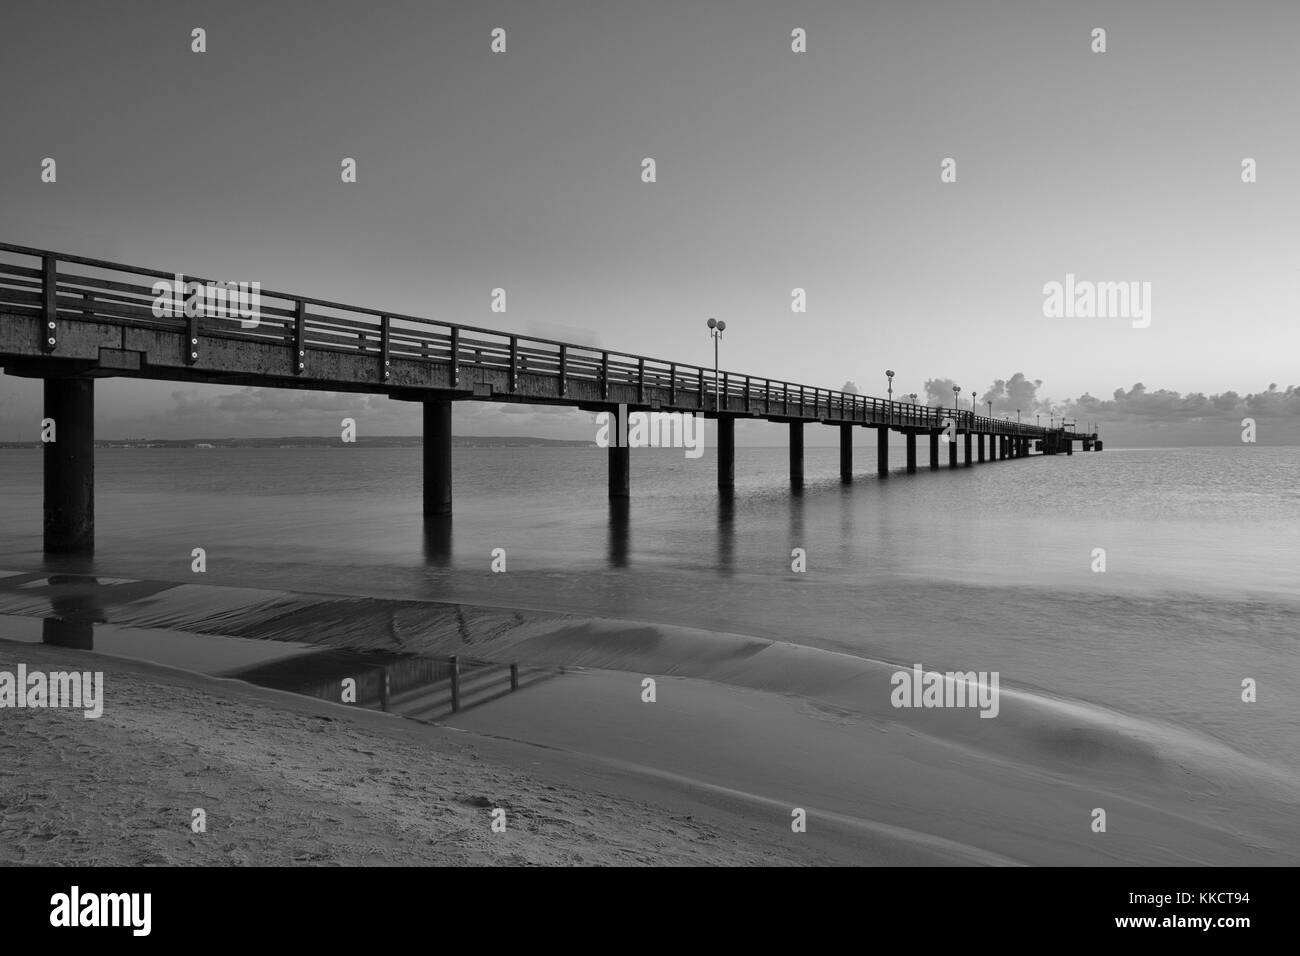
[0,573,550,723]
[227,649,556,722]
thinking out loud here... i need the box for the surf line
[890,664,999,719]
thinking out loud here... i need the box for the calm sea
[1,443,1297,766]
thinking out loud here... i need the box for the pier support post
[423,399,453,516]
[977,434,985,463]
[608,405,630,499]
[876,425,889,477]
[905,431,917,473]
[790,421,804,489]
[948,435,959,468]
[963,431,972,466]
[1066,439,1072,456]
[839,423,852,484]
[717,416,735,489]
[929,432,940,471]
[43,377,95,554]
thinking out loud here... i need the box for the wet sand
[2,572,1298,866]
[1,641,830,865]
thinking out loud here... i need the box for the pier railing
[0,242,1091,440]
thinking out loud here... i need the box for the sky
[2,0,1298,445]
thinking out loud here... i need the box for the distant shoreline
[0,436,594,450]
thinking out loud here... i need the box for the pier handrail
[0,242,1095,440]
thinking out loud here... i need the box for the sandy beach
[1,640,804,866]
[2,574,1298,866]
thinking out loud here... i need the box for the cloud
[903,372,1300,443]
[977,373,1044,413]
[1066,382,1300,423]
[923,376,957,407]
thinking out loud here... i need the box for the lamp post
[953,385,961,427]
[886,369,894,424]
[706,317,726,412]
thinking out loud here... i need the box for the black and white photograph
[0,0,1292,932]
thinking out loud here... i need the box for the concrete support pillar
[839,423,852,484]
[43,377,95,554]
[717,416,735,489]
[948,435,959,468]
[790,421,804,489]
[1066,439,1073,456]
[423,399,453,516]
[876,425,889,478]
[928,432,940,470]
[905,431,917,473]
[977,434,985,463]
[608,405,629,499]
[963,431,972,466]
